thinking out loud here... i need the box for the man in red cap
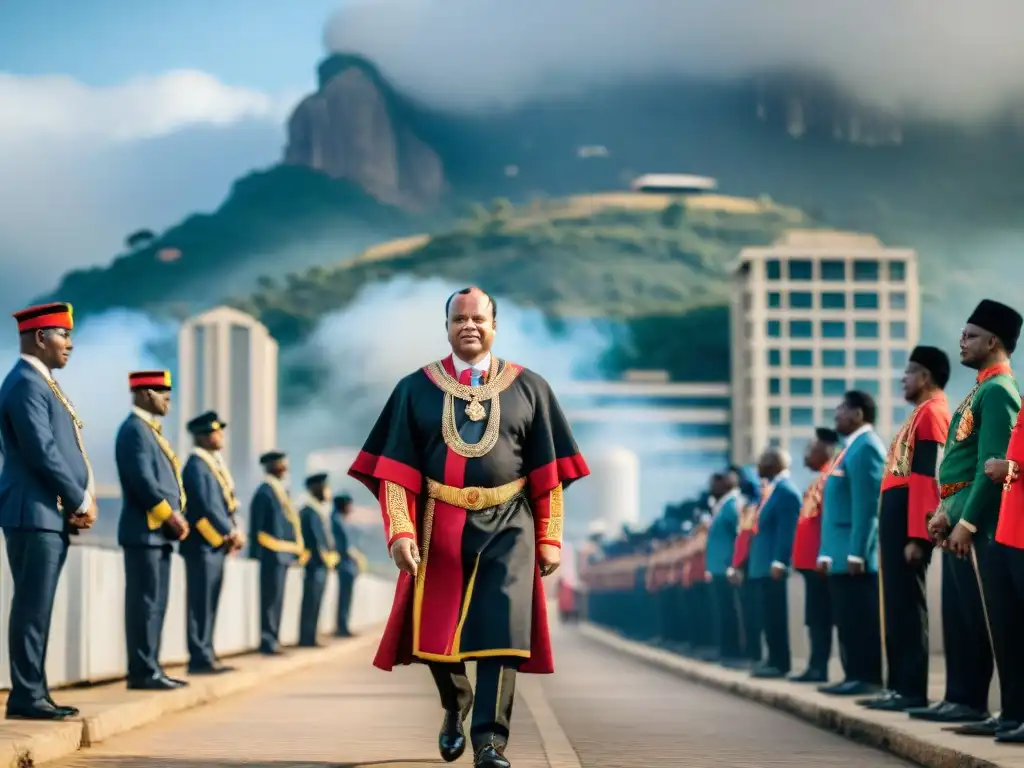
[0,302,96,720]
[115,370,190,691]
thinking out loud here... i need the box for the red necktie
[458,369,487,385]
[459,369,472,385]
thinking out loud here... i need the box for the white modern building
[729,229,920,464]
[176,306,279,494]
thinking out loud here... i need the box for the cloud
[0,70,299,311]
[325,0,1024,122]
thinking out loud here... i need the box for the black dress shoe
[909,701,988,723]
[188,664,232,675]
[439,706,471,763]
[720,658,750,670]
[6,699,73,720]
[127,676,180,691]
[474,743,511,768]
[47,695,80,717]
[863,693,927,712]
[949,716,1020,736]
[751,665,787,679]
[789,668,828,683]
[819,680,878,696]
[996,722,1024,742]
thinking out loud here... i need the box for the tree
[125,229,156,251]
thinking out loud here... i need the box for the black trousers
[829,573,882,685]
[430,657,520,751]
[184,550,226,669]
[299,566,328,646]
[336,567,356,635]
[878,534,932,700]
[800,569,833,673]
[738,576,762,662]
[5,529,69,707]
[756,576,791,672]
[977,540,1024,719]
[941,547,993,712]
[124,544,173,682]
[259,557,288,652]
[710,575,742,660]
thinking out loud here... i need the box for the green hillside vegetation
[42,165,420,322]
[232,193,815,394]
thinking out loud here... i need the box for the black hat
[968,299,1023,353]
[186,411,226,435]
[333,492,353,507]
[814,427,840,444]
[305,472,329,487]
[259,450,286,466]
[909,346,951,388]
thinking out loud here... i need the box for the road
[54,623,913,767]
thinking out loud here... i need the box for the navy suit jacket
[180,452,235,555]
[115,413,182,548]
[299,503,339,570]
[0,359,89,532]
[747,476,801,580]
[248,480,301,565]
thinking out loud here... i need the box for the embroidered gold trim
[425,477,526,510]
[266,478,304,552]
[141,420,187,514]
[193,450,239,513]
[886,405,924,477]
[953,383,981,442]
[48,380,93,513]
[384,480,416,540]
[541,483,564,542]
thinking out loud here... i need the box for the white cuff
[816,556,832,565]
[74,491,92,516]
[771,560,788,571]
[726,567,736,577]
[847,556,865,564]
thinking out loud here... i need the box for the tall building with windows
[729,230,920,464]
[176,306,279,496]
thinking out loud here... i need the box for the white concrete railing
[0,540,397,690]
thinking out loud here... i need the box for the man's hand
[847,559,865,576]
[904,540,927,566]
[389,538,420,576]
[727,568,743,586]
[538,544,560,577]
[71,497,99,530]
[928,510,951,542]
[815,559,830,576]
[704,570,713,584]
[948,523,974,558]
[770,563,786,581]
[163,513,190,541]
[985,458,1011,484]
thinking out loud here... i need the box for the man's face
[901,361,929,402]
[310,481,329,502]
[146,388,172,417]
[709,475,726,497]
[270,458,289,478]
[805,439,830,470]
[199,429,224,451]
[35,328,73,369]
[335,500,352,517]
[757,451,777,479]
[960,323,996,369]
[834,399,861,435]
[447,290,495,362]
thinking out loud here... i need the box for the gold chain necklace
[143,420,187,512]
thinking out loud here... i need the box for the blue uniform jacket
[331,513,359,575]
[820,429,885,574]
[0,359,90,531]
[299,502,339,570]
[115,412,182,548]
[248,480,302,565]
[747,476,801,580]
[180,452,235,555]
[705,491,741,576]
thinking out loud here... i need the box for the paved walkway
[48,623,911,767]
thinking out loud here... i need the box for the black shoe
[818,680,878,696]
[789,668,828,683]
[474,743,511,768]
[862,693,927,712]
[188,663,233,675]
[127,675,181,691]
[297,640,323,648]
[695,648,721,662]
[720,657,750,670]
[439,704,472,763]
[948,716,1019,736]
[46,695,80,717]
[909,701,988,723]
[996,722,1024,743]
[6,699,73,720]
[751,665,787,679]
[259,645,284,656]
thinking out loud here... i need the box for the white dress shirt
[451,352,491,379]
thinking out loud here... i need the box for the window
[855,350,880,367]
[821,320,846,339]
[767,291,782,309]
[791,407,815,426]
[769,437,782,448]
[767,320,781,338]
[890,321,907,339]
[890,292,907,310]
[821,260,845,281]
[854,378,880,395]
[790,291,813,309]
[855,321,879,338]
[788,259,813,280]
[822,408,836,424]
[823,378,846,396]
[790,378,814,396]
[854,292,879,310]
[854,260,879,281]
[889,261,906,281]
[769,378,781,395]
[893,378,905,396]
[890,349,909,368]
[789,320,813,338]
[765,260,781,280]
[822,349,846,367]
[790,349,813,367]
[817,292,845,311]
[769,407,782,426]
[768,349,781,366]
[893,405,910,423]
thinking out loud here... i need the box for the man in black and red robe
[349,286,589,768]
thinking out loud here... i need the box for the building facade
[176,306,279,496]
[729,230,920,464]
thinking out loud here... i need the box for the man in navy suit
[298,472,340,647]
[115,370,190,690]
[180,411,244,675]
[332,493,360,637]
[746,447,801,679]
[704,470,744,665]
[0,302,97,720]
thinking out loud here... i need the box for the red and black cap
[129,370,172,391]
[13,302,74,333]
